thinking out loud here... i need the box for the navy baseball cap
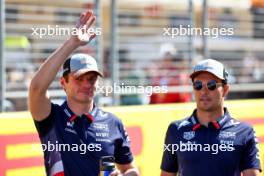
[63,53,103,77]
[190,59,228,83]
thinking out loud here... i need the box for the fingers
[73,10,97,44]
[89,33,96,42]
[83,10,93,24]
[77,31,96,43]
[110,169,122,176]
[78,12,86,28]
[77,10,95,28]
[85,12,96,30]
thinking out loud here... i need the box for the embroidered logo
[183,131,195,140]
[178,120,190,130]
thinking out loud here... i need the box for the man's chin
[198,105,213,112]
[76,97,94,104]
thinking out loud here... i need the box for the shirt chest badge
[219,131,236,139]
[218,131,236,145]
[183,131,195,140]
[64,122,77,135]
[92,123,109,131]
[91,123,111,143]
[66,122,74,128]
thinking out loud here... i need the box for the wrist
[123,169,139,176]
[66,36,82,48]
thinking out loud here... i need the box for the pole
[188,0,194,67]
[202,0,209,59]
[0,0,6,112]
[110,0,119,105]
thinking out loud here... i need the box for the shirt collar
[190,107,231,131]
[61,100,98,123]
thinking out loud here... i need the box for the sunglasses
[193,80,223,91]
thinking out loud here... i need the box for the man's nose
[81,79,92,87]
[200,83,209,93]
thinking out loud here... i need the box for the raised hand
[72,10,96,45]
[110,169,122,176]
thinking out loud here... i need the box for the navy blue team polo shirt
[34,101,133,176]
[161,108,261,176]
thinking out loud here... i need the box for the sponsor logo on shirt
[220,140,234,145]
[66,122,74,128]
[219,131,236,139]
[227,119,240,126]
[65,121,76,134]
[178,120,191,130]
[183,131,195,140]
[92,123,109,131]
[218,131,236,146]
[95,132,109,138]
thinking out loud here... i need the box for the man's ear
[223,84,230,97]
[60,77,66,89]
[95,78,99,87]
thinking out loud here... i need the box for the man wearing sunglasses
[160,59,261,176]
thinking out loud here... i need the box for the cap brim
[73,69,103,77]
[190,70,224,80]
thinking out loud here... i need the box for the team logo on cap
[195,65,213,72]
[80,58,92,65]
[183,131,195,140]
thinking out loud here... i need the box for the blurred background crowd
[1,0,264,111]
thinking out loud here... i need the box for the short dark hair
[63,74,69,83]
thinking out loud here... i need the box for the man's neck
[196,108,225,126]
[67,99,93,116]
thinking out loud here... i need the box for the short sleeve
[240,127,261,172]
[114,119,133,164]
[34,103,57,137]
[160,123,178,173]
